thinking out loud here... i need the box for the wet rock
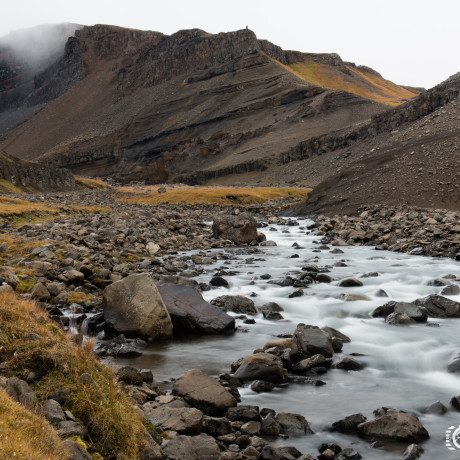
[263,311,284,320]
[340,293,371,302]
[293,324,334,358]
[210,295,257,315]
[339,278,363,287]
[322,326,351,343]
[450,395,460,410]
[161,433,220,460]
[333,357,363,370]
[143,403,203,435]
[316,274,333,283]
[227,405,261,422]
[212,213,259,244]
[289,289,304,298]
[375,289,389,298]
[293,354,331,373]
[402,444,424,460]
[422,401,447,415]
[172,369,237,416]
[210,276,229,288]
[241,421,261,435]
[260,416,282,436]
[414,294,460,318]
[275,412,313,435]
[233,353,288,384]
[251,380,276,393]
[202,416,233,437]
[117,366,143,386]
[385,312,416,325]
[260,240,277,247]
[330,413,367,433]
[158,283,235,334]
[102,273,173,340]
[447,355,460,373]
[259,302,284,314]
[337,448,362,460]
[357,408,429,442]
[441,284,460,296]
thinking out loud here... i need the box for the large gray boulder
[157,283,235,334]
[172,369,237,416]
[414,295,460,318]
[233,352,288,384]
[212,213,259,244]
[293,324,334,358]
[358,408,429,442]
[102,273,172,340]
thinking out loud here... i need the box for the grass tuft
[0,292,146,458]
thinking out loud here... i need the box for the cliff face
[0,24,419,185]
[0,152,75,191]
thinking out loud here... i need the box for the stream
[114,218,460,459]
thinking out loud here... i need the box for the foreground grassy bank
[0,291,146,459]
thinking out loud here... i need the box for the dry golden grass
[0,389,69,460]
[0,196,59,216]
[116,185,310,205]
[0,179,25,194]
[0,292,146,458]
[288,59,418,106]
[75,177,111,190]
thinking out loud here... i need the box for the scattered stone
[212,214,259,244]
[44,399,66,425]
[233,353,288,384]
[143,404,203,435]
[275,412,313,435]
[330,413,367,433]
[339,278,363,287]
[210,276,229,288]
[210,295,257,315]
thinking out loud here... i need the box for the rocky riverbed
[1,191,460,459]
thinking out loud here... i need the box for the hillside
[287,72,460,214]
[0,25,419,185]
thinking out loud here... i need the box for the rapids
[116,218,460,459]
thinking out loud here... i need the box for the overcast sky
[1,0,459,89]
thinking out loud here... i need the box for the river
[115,217,460,459]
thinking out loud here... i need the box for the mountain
[289,73,460,214]
[0,24,419,185]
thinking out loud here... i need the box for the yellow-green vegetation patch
[0,389,69,460]
[75,177,111,190]
[0,179,25,194]
[67,292,95,304]
[0,196,59,216]
[116,185,311,205]
[0,292,146,458]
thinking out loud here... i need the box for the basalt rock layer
[0,24,416,185]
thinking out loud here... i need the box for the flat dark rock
[157,283,235,334]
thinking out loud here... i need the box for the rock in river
[357,408,429,442]
[102,273,173,340]
[414,295,460,318]
[172,369,237,416]
[212,213,259,244]
[157,283,235,334]
[233,352,288,384]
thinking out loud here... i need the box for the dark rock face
[157,283,235,334]
[0,153,75,191]
[212,214,259,244]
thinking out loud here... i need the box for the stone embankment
[312,205,460,260]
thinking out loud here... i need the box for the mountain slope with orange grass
[0,25,419,185]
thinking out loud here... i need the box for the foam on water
[115,217,460,459]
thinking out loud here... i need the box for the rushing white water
[117,218,460,459]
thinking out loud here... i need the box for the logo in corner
[446,425,460,450]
